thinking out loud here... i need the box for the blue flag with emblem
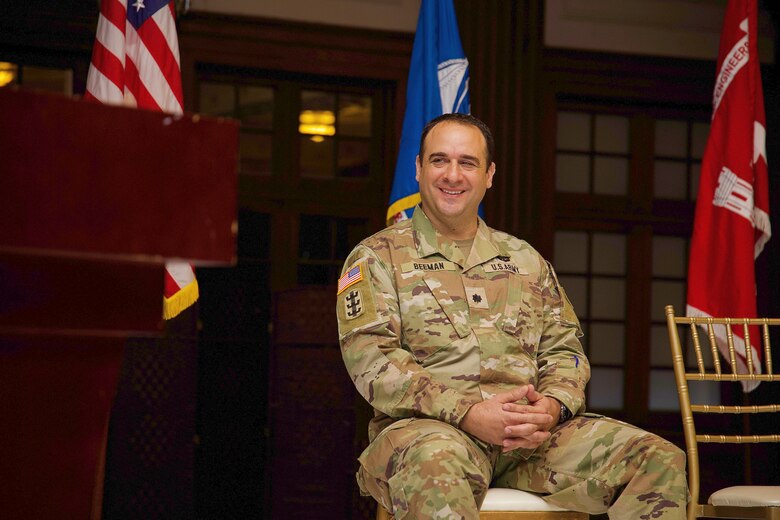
[386,0,470,225]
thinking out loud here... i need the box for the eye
[430,157,446,165]
[460,160,478,169]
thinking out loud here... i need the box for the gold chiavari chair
[665,305,780,520]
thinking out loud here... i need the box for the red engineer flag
[687,0,771,391]
[85,0,198,320]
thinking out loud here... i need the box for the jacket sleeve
[337,243,475,428]
[535,260,591,416]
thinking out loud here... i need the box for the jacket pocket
[500,276,542,355]
[400,276,470,362]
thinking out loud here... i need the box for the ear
[486,162,496,189]
[415,155,422,182]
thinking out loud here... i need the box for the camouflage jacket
[337,206,590,441]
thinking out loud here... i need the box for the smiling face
[415,121,495,239]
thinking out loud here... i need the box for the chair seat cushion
[480,488,570,512]
[709,486,780,507]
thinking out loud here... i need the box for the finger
[504,423,543,438]
[501,402,548,414]
[495,385,530,404]
[503,412,553,428]
[525,385,545,403]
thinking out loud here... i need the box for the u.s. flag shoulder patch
[337,264,363,295]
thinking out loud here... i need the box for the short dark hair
[418,113,494,167]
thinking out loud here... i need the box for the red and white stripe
[86,0,197,320]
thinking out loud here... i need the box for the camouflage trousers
[357,416,687,519]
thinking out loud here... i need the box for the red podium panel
[0,88,238,519]
[0,88,237,263]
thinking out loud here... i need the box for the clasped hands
[460,385,561,453]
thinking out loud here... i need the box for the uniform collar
[411,205,503,270]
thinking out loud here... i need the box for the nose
[442,159,462,183]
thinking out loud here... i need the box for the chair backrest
[665,305,780,511]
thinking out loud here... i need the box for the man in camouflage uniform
[336,113,687,519]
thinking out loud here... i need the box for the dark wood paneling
[455,0,545,244]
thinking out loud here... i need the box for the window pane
[554,231,588,274]
[654,160,687,199]
[592,233,626,275]
[594,115,629,154]
[649,370,679,410]
[238,86,273,129]
[337,139,370,178]
[22,65,73,95]
[593,156,628,195]
[589,368,624,409]
[300,136,335,178]
[651,281,685,321]
[557,112,590,151]
[556,153,589,193]
[301,89,335,112]
[299,215,331,260]
[652,236,686,277]
[655,119,687,157]
[558,276,588,317]
[689,380,721,405]
[300,90,336,141]
[650,325,672,367]
[590,278,625,319]
[649,372,720,411]
[200,83,235,116]
[297,264,331,285]
[237,211,270,259]
[335,219,369,259]
[691,122,709,159]
[338,95,371,137]
[240,133,272,175]
[589,323,625,364]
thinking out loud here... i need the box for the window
[654,119,708,201]
[556,112,630,196]
[551,106,713,423]
[555,230,628,410]
[297,215,369,285]
[0,61,73,95]
[196,67,389,291]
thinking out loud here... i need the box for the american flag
[337,265,363,295]
[85,0,198,320]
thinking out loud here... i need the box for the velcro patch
[401,261,457,273]
[337,263,363,295]
[484,261,525,274]
[337,260,379,337]
[465,286,489,309]
[343,288,365,320]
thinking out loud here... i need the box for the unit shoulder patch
[343,288,365,320]
[337,260,379,337]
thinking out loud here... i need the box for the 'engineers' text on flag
[686,0,771,391]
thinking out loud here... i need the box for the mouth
[439,187,466,196]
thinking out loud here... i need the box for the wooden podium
[0,89,238,519]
